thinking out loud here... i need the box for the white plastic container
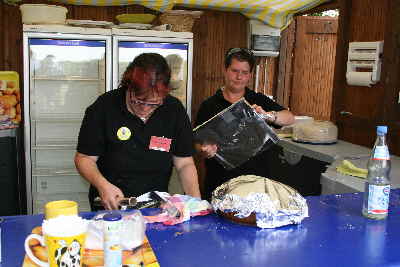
[103,212,123,267]
[20,4,68,25]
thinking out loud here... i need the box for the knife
[150,191,181,218]
[93,196,137,210]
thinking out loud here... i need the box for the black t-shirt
[77,87,194,203]
[194,88,286,200]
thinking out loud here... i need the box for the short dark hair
[118,53,171,96]
[224,48,256,72]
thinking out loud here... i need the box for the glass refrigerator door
[114,39,193,117]
[113,37,193,196]
[25,36,111,214]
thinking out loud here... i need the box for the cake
[292,120,338,144]
[212,175,308,228]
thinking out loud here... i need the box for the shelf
[33,192,91,214]
[32,149,76,169]
[252,50,279,57]
[33,76,103,81]
[31,114,85,121]
[32,144,76,150]
[32,117,83,123]
[33,168,78,176]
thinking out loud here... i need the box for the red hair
[119,53,171,98]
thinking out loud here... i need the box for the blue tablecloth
[2,190,400,267]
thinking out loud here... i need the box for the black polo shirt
[194,87,286,200]
[77,87,194,202]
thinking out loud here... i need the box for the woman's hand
[252,104,277,123]
[98,182,124,210]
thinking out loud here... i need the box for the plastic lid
[103,211,122,221]
[377,125,388,135]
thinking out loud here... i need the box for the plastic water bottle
[103,211,123,267]
[362,126,391,220]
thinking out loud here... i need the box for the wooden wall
[290,16,337,120]
[0,1,248,122]
[332,0,400,155]
[190,10,248,119]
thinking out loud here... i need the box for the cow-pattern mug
[24,215,88,267]
[25,232,86,267]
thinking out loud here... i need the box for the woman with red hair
[75,53,200,210]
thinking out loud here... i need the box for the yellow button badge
[117,127,131,141]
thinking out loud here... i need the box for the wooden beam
[381,0,400,122]
[296,0,339,16]
[276,19,296,108]
[331,0,352,123]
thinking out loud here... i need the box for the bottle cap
[377,125,388,135]
[103,211,122,221]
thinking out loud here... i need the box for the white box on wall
[248,20,280,57]
[346,41,384,87]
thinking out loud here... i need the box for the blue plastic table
[2,190,400,267]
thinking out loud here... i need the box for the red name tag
[149,136,172,152]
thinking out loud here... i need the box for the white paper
[346,72,373,87]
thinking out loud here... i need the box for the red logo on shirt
[149,136,172,152]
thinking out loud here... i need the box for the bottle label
[104,241,122,267]
[367,184,390,214]
[372,146,390,160]
[104,220,122,267]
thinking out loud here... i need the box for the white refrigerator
[23,25,193,214]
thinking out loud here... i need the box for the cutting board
[22,226,159,267]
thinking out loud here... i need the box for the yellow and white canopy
[52,0,330,29]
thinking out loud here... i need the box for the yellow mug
[25,232,86,267]
[45,200,78,219]
[24,215,88,267]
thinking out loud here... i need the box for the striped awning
[52,0,330,29]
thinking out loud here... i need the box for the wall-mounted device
[346,41,383,87]
[248,20,280,57]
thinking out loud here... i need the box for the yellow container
[116,14,155,24]
[45,200,78,219]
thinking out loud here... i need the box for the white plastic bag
[85,210,146,250]
[194,98,279,169]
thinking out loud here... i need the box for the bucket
[20,4,68,25]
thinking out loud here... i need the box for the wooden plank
[296,0,339,16]
[290,16,337,120]
[331,0,352,122]
[381,0,400,122]
[388,123,400,155]
[190,9,248,120]
[306,18,338,34]
[268,57,279,97]
[380,0,400,155]
[276,19,296,108]
[336,1,388,120]
[332,0,400,155]
[254,57,278,97]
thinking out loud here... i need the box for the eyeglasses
[226,48,254,58]
[131,98,162,108]
[130,91,162,108]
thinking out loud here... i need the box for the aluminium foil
[212,175,309,228]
